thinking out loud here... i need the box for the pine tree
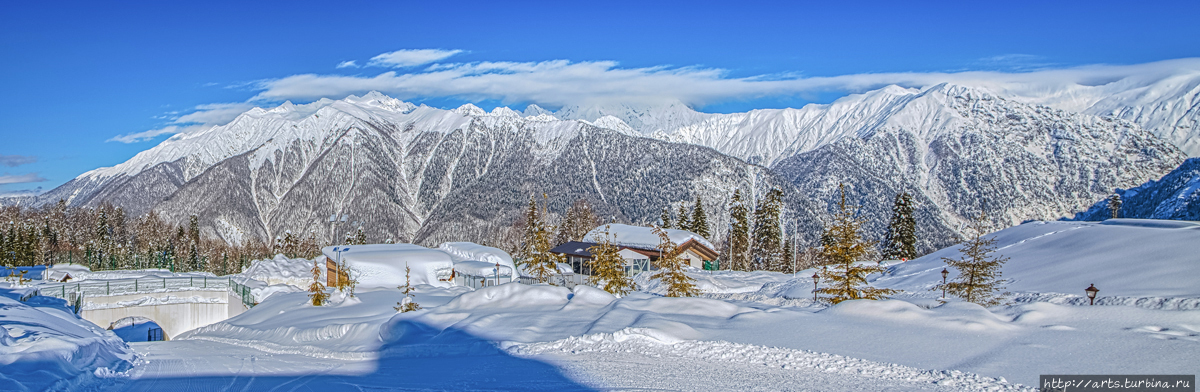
[935,212,1009,306]
[1108,194,1122,219]
[188,215,201,271]
[348,227,368,245]
[727,189,751,271]
[555,199,599,244]
[395,266,422,312]
[782,237,796,273]
[882,193,918,261]
[522,194,564,284]
[751,188,784,271]
[689,195,710,239]
[659,206,673,229]
[651,226,699,297]
[675,204,691,232]
[308,260,329,306]
[815,184,898,304]
[586,225,635,296]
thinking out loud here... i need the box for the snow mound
[0,292,134,391]
[236,254,319,288]
[635,268,797,296]
[438,242,516,272]
[321,244,454,288]
[441,283,572,311]
[820,300,1019,332]
[877,220,1200,304]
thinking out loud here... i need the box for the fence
[518,273,587,288]
[228,279,257,308]
[37,276,228,301]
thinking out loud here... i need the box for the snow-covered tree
[555,199,600,245]
[651,225,699,297]
[935,213,1009,306]
[1108,193,1122,219]
[675,204,691,233]
[816,184,897,304]
[586,225,635,296]
[347,227,368,245]
[882,192,917,261]
[751,188,784,270]
[308,260,329,306]
[726,189,751,271]
[521,194,564,284]
[659,206,673,229]
[395,265,422,312]
[689,195,710,239]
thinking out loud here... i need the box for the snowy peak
[556,100,715,135]
[523,104,555,118]
[453,103,487,117]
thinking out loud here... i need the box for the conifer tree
[882,193,918,261]
[308,260,329,306]
[650,226,699,297]
[1108,194,1122,219]
[727,189,751,271]
[586,225,635,296]
[751,188,784,270]
[782,237,796,272]
[935,212,1009,306]
[659,206,673,229]
[689,195,710,239]
[815,184,898,304]
[555,199,599,244]
[675,204,691,233]
[348,227,368,245]
[522,194,564,284]
[395,265,422,312]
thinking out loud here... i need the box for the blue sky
[2,0,1199,195]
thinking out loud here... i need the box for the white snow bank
[0,291,134,390]
[583,224,714,250]
[236,254,318,288]
[321,244,454,288]
[635,267,797,296]
[876,220,1200,304]
[438,242,517,273]
[71,268,214,282]
[83,294,227,310]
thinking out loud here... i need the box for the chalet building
[550,224,719,276]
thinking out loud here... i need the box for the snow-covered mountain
[21,80,1189,252]
[1071,158,1200,221]
[33,92,802,247]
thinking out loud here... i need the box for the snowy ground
[1,219,1197,390]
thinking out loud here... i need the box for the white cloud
[109,103,252,143]
[0,173,47,185]
[336,60,359,69]
[367,49,463,68]
[248,57,1200,110]
[0,155,36,167]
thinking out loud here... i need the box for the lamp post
[940,268,949,299]
[811,272,820,302]
[1085,284,1099,305]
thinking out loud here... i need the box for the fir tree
[395,265,422,312]
[935,212,1009,306]
[659,206,673,229]
[675,204,691,232]
[651,226,699,297]
[882,192,918,261]
[815,184,898,304]
[188,215,201,271]
[751,188,784,271]
[522,194,564,284]
[689,195,710,239]
[782,236,796,273]
[308,260,329,306]
[1108,194,1122,219]
[726,189,751,271]
[555,199,599,244]
[586,225,635,296]
[348,227,368,245]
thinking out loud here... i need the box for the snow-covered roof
[582,224,714,251]
[321,244,454,288]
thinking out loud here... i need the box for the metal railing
[37,276,228,301]
[228,279,257,308]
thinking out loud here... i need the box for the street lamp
[1085,284,1099,305]
[811,272,820,302]
[940,268,949,299]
